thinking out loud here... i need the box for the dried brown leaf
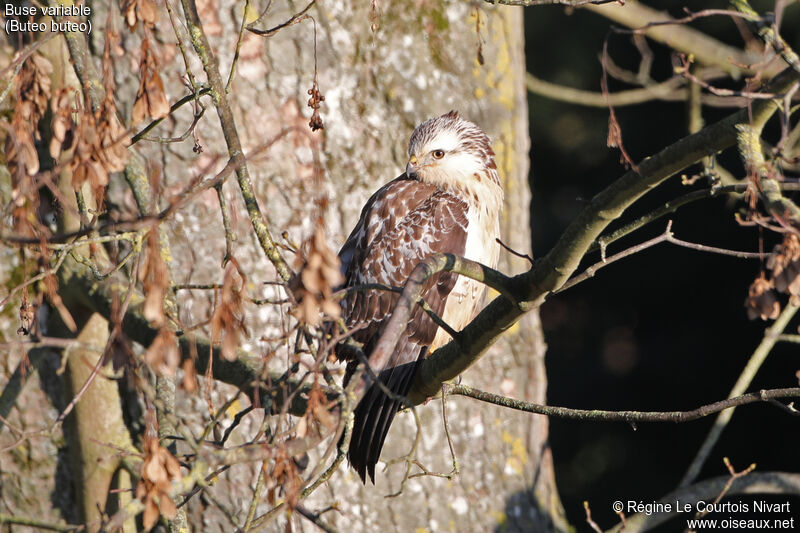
[159,492,177,519]
[5,123,39,177]
[137,434,182,531]
[745,273,780,321]
[210,263,247,361]
[767,234,800,300]
[145,329,180,376]
[142,496,159,531]
[181,359,198,393]
[290,228,343,327]
[140,231,169,327]
[132,52,169,124]
[17,292,34,336]
[14,52,53,137]
[121,0,159,30]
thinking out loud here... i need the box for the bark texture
[0,1,566,531]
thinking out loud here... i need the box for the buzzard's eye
[432,149,445,159]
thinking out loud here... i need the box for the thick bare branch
[409,67,800,403]
[351,253,514,400]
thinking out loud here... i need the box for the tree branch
[446,383,800,423]
[409,67,799,403]
[526,72,746,108]
[57,254,316,417]
[351,253,514,399]
[179,0,292,281]
[679,302,800,487]
[483,0,622,6]
[731,0,800,74]
[559,220,768,294]
[584,2,753,78]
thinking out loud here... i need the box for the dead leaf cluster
[264,448,301,507]
[121,0,169,125]
[745,272,780,321]
[307,82,325,132]
[136,435,182,531]
[210,262,248,362]
[63,35,129,205]
[121,0,158,31]
[16,53,52,135]
[767,233,800,300]
[49,88,77,161]
[746,234,800,320]
[47,33,130,207]
[290,228,343,327]
[145,328,181,377]
[4,53,53,178]
[305,382,335,430]
[140,231,170,327]
[132,38,170,125]
[17,291,34,336]
[67,105,129,204]
[5,111,40,180]
[2,53,81,331]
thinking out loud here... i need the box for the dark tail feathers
[346,360,419,483]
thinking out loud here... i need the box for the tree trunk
[1,1,567,530]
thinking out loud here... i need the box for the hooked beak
[406,155,418,178]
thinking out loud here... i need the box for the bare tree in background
[0,1,799,532]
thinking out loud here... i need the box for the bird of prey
[337,111,504,483]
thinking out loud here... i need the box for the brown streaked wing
[338,179,469,482]
[340,183,468,363]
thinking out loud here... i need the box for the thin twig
[675,55,784,100]
[0,513,83,532]
[136,105,205,144]
[227,0,252,91]
[699,458,756,516]
[246,0,316,36]
[776,333,800,343]
[448,383,800,423]
[627,8,760,34]
[527,73,747,108]
[496,237,534,264]
[180,0,292,281]
[383,404,423,498]
[295,504,340,533]
[130,89,211,145]
[485,0,618,5]
[560,221,767,294]
[584,501,604,533]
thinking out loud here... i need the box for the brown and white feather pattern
[338,111,503,483]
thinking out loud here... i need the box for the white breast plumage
[431,185,502,351]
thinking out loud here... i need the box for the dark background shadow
[523,0,800,529]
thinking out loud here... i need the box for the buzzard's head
[406,110,500,196]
